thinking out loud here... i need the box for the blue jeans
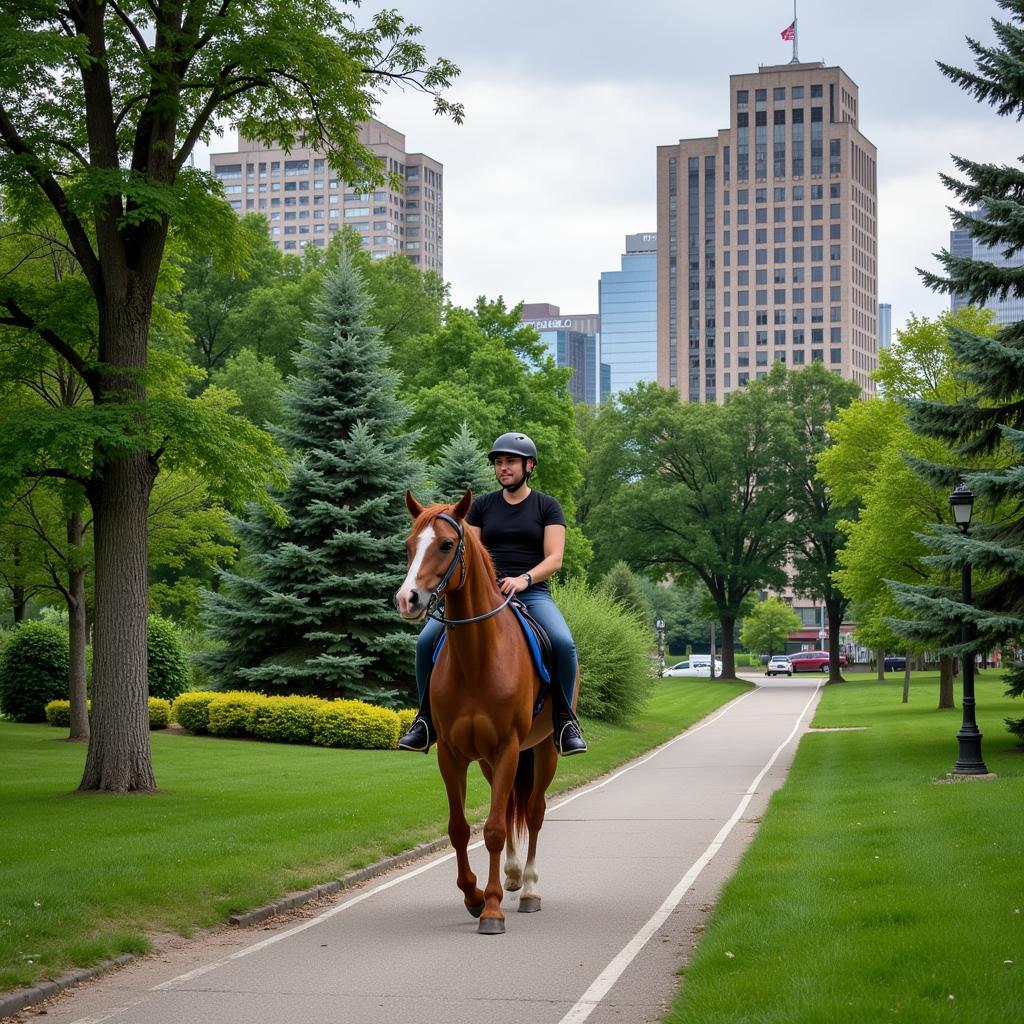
[415,589,578,714]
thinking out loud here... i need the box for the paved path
[26,679,821,1024]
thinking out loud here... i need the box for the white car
[662,658,724,678]
[766,655,793,677]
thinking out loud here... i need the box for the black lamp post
[949,482,989,775]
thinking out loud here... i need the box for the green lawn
[0,676,749,992]
[666,671,1024,1024]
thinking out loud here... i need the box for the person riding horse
[398,431,587,757]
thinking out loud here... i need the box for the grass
[0,676,749,992]
[665,671,1024,1024]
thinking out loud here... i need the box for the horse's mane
[414,501,500,589]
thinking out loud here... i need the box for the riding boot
[398,694,436,753]
[552,698,587,757]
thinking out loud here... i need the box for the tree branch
[108,0,150,54]
[0,297,96,386]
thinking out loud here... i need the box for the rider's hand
[499,575,528,596]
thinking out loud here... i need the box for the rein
[425,513,513,627]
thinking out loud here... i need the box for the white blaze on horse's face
[396,523,436,620]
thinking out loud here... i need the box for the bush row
[171,691,417,750]
[44,698,172,729]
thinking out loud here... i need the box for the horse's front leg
[436,740,485,918]
[479,741,521,934]
[519,740,558,914]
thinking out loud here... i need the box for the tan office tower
[657,62,877,401]
[210,118,443,275]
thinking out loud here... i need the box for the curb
[0,837,457,1020]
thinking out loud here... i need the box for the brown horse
[394,489,563,935]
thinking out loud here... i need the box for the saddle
[431,597,552,717]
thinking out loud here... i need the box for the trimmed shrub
[396,707,416,738]
[147,615,191,701]
[0,622,69,723]
[171,690,219,733]
[45,699,74,727]
[313,700,401,749]
[207,691,267,736]
[248,696,324,744]
[148,697,171,729]
[553,578,655,723]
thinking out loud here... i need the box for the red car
[788,650,848,672]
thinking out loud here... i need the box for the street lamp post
[949,483,989,775]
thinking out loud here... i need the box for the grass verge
[0,676,749,992]
[665,672,1024,1024]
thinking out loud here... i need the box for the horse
[394,488,566,935]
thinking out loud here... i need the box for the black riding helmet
[487,432,538,464]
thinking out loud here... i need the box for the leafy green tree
[599,561,654,626]
[740,597,802,659]
[210,348,286,428]
[200,253,425,705]
[585,383,797,678]
[760,362,860,683]
[431,422,493,503]
[0,1,459,791]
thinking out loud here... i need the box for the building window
[830,348,842,363]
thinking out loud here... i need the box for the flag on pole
[781,21,795,40]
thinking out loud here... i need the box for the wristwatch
[523,572,533,587]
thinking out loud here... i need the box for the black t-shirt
[466,489,566,590]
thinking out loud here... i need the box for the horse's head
[395,489,473,620]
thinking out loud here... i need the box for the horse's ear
[406,491,425,518]
[452,488,473,521]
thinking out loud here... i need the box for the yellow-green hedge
[169,691,407,750]
[44,698,171,730]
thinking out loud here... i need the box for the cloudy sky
[207,0,1020,332]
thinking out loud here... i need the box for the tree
[760,362,860,683]
[599,561,654,626]
[200,252,426,706]
[740,598,801,659]
[890,0,1024,734]
[0,1,459,791]
[585,383,797,678]
[210,348,286,427]
[431,422,493,503]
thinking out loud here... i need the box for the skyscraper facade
[657,62,878,402]
[210,118,443,274]
[520,304,604,405]
[950,214,1024,325]
[878,302,892,349]
[598,233,658,397]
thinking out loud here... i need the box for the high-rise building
[210,118,443,274]
[950,212,1024,325]
[520,304,605,405]
[878,302,892,349]
[657,61,878,401]
[598,233,658,397]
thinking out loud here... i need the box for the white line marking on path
[63,683,775,1024]
[555,682,822,1024]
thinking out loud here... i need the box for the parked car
[662,658,724,678]
[788,650,848,672]
[883,655,907,672]
[765,654,793,677]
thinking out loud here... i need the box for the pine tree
[200,251,425,706]
[892,0,1024,733]
[431,422,494,503]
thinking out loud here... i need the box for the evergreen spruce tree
[431,422,494,502]
[890,0,1024,733]
[200,251,425,706]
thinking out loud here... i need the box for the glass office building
[598,233,658,398]
[520,304,605,405]
[951,212,1024,325]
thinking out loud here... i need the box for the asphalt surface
[17,677,822,1024]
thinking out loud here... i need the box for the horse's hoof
[478,917,505,935]
[504,880,523,893]
[466,901,485,919]
[518,896,541,914]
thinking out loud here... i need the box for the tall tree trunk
[938,654,955,709]
[78,451,156,790]
[719,615,736,679]
[12,583,26,623]
[67,511,89,742]
[876,647,885,682]
[826,599,845,684]
[902,659,911,703]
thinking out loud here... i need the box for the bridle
[423,513,513,627]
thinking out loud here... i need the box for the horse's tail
[507,747,534,843]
